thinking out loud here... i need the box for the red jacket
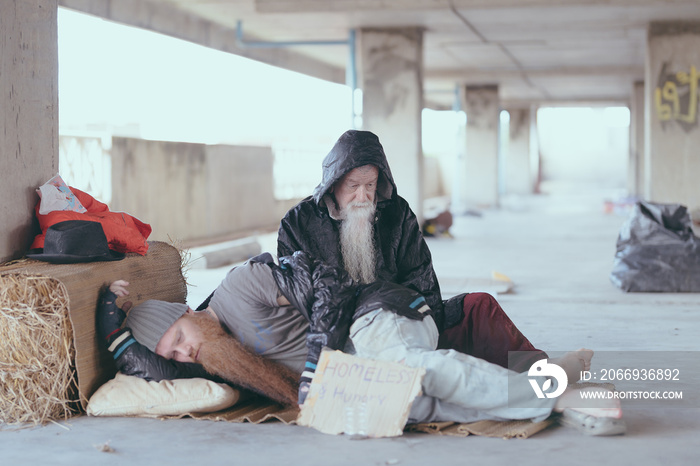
[31,187,151,255]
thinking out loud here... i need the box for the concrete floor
[2,185,699,465]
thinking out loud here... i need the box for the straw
[0,273,80,427]
[167,235,192,288]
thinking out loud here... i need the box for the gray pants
[348,310,557,424]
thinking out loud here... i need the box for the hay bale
[0,274,79,426]
[0,241,187,426]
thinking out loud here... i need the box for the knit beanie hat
[123,300,189,352]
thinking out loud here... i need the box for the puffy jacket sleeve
[305,255,356,363]
[269,251,356,402]
[393,198,445,328]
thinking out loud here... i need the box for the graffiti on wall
[654,62,699,132]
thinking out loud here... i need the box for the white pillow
[87,373,240,417]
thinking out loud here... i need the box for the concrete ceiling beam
[425,65,644,83]
[254,0,696,14]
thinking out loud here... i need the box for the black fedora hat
[27,220,125,263]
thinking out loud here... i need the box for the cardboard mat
[404,382,616,439]
[406,418,556,439]
[164,399,555,439]
[165,381,618,439]
[173,398,300,425]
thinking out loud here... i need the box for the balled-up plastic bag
[610,201,700,292]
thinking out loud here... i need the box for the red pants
[437,293,547,373]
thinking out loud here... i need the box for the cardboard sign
[297,350,425,438]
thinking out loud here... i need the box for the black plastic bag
[610,201,700,292]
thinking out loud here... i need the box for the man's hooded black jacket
[278,129,464,331]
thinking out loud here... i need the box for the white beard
[339,202,377,284]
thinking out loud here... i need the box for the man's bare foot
[553,387,622,419]
[552,348,594,383]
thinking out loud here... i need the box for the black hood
[311,130,396,205]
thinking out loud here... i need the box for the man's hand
[298,381,311,406]
[97,280,130,342]
[109,279,133,312]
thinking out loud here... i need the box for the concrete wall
[0,1,58,262]
[646,22,700,210]
[110,138,296,244]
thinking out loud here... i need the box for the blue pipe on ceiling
[236,20,358,127]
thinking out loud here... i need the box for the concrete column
[0,1,58,262]
[628,81,645,198]
[646,22,700,210]
[357,27,424,221]
[504,107,532,195]
[458,85,500,209]
[529,106,542,194]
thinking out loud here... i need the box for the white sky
[58,8,352,146]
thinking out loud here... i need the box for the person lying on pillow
[96,251,356,407]
[97,252,624,435]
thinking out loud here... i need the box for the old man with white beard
[278,130,548,374]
